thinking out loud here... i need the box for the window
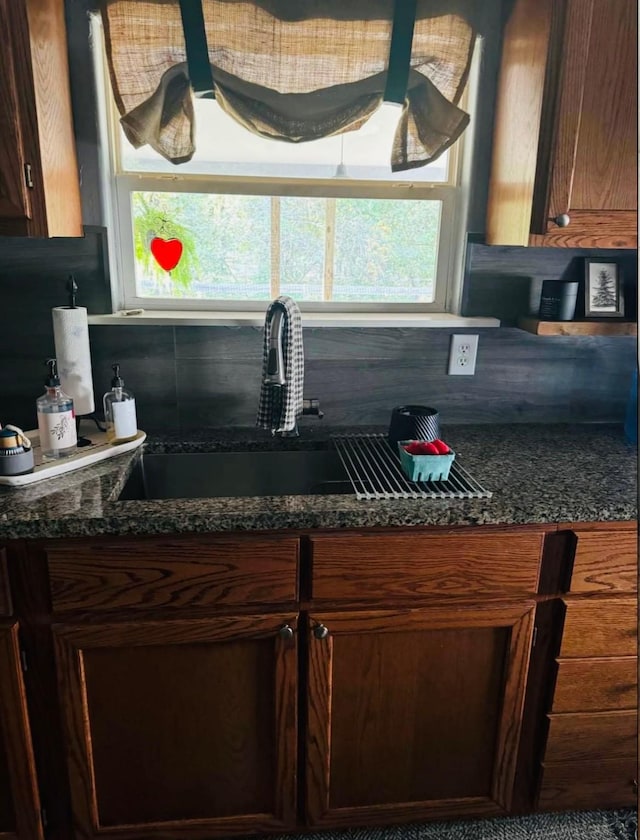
[98,23,475,314]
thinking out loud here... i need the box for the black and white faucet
[264,304,287,388]
[260,298,323,437]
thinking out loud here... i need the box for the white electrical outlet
[448,334,479,375]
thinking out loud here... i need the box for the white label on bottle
[112,399,137,439]
[38,410,77,451]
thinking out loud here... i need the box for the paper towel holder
[67,275,78,308]
[59,275,106,445]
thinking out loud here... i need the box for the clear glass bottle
[36,359,77,460]
[103,364,138,444]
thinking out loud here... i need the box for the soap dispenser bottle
[36,359,77,460]
[103,364,138,444]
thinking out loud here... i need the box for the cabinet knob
[550,213,571,227]
[278,624,295,641]
[313,624,329,640]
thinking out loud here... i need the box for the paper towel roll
[52,307,95,416]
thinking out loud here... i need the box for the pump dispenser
[103,364,138,444]
[36,359,77,460]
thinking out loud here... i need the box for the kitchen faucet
[264,305,287,389]
[262,300,323,436]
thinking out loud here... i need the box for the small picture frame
[584,259,625,318]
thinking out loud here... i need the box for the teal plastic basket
[398,441,456,482]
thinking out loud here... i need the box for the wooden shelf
[518,318,637,337]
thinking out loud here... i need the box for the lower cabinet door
[0,624,43,840]
[306,603,536,827]
[54,614,298,839]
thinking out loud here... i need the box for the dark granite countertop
[0,424,636,540]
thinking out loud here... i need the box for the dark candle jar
[539,280,579,321]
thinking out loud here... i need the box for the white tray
[0,428,146,487]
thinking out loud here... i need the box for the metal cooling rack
[332,433,491,501]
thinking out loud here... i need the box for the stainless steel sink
[118,450,353,500]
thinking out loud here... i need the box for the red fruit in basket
[431,439,451,454]
[403,442,424,455]
[419,441,440,455]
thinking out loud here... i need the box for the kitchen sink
[118,450,354,500]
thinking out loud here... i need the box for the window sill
[88,311,500,328]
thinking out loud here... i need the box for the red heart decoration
[150,237,183,272]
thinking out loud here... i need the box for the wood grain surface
[310,531,544,601]
[0,623,44,840]
[511,599,566,813]
[6,541,73,837]
[559,598,637,658]
[570,0,637,212]
[485,0,553,245]
[103,320,640,430]
[544,709,637,764]
[538,757,638,810]
[305,603,535,825]
[25,0,82,237]
[552,657,638,713]
[0,550,11,617]
[569,529,638,594]
[529,211,637,249]
[542,0,637,246]
[54,614,298,838]
[517,319,637,337]
[46,536,299,613]
[541,0,593,227]
[0,0,81,236]
[488,0,637,248]
[0,0,32,226]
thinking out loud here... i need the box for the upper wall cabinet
[0,0,82,237]
[486,0,637,248]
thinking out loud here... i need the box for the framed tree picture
[584,259,625,318]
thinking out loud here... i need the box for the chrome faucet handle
[264,306,286,385]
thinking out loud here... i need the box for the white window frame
[93,17,482,317]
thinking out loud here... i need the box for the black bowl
[388,405,440,449]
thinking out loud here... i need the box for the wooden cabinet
[305,603,536,826]
[305,529,545,826]
[0,0,82,236]
[487,0,637,248]
[309,530,544,600]
[53,614,298,839]
[0,624,43,840]
[567,528,638,594]
[44,534,300,614]
[538,523,638,811]
[36,534,300,839]
[4,523,637,836]
[552,657,637,713]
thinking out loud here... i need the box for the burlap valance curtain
[99,0,477,172]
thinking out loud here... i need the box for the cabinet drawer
[569,529,637,593]
[559,598,637,658]
[545,710,637,764]
[552,657,637,712]
[310,531,544,601]
[46,536,299,613]
[0,548,11,616]
[539,758,638,810]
